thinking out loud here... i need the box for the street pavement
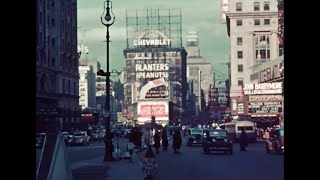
[136,137,284,180]
[36,134,283,180]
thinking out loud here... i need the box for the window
[51,38,55,46]
[237,37,243,45]
[238,64,243,72]
[51,58,55,66]
[254,19,260,25]
[237,51,243,59]
[236,2,242,11]
[264,2,270,11]
[254,34,271,63]
[254,2,260,11]
[73,81,76,95]
[236,20,242,26]
[264,19,270,25]
[238,78,244,86]
[51,18,55,26]
[62,79,65,93]
[40,12,42,25]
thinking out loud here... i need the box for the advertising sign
[137,100,169,123]
[243,82,283,95]
[249,95,283,102]
[248,102,282,114]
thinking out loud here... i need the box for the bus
[220,120,256,143]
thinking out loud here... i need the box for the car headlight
[281,146,284,149]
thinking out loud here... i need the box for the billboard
[134,51,176,101]
[137,100,169,124]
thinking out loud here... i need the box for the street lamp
[99,0,115,162]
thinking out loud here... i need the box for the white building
[225,0,279,114]
[186,32,214,109]
[79,65,96,109]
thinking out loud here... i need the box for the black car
[202,129,233,154]
[186,128,204,146]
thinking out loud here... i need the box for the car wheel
[266,144,270,153]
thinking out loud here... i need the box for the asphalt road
[136,138,284,180]
[36,135,283,180]
[36,138,130,171]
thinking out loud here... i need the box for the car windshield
[191,129,203,134]
[209,130,227,137]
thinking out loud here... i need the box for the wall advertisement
[137,100,169,124]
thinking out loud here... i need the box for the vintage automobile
[202,129,233,154]
[186,128,204,146]
[70,131,90,145]
[266,128,284,154]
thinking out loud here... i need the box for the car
[202,129,233,154]
[70,131,90,145]
[266,128,284,154]
[36,133,46,148]
[186,128,204,146]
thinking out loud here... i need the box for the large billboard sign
[243,82,283,95]
[137,100,169,123]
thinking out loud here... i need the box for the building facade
[123,9,187,126]
[186,32,214,111]
[79,65,96,109]
[225,0,279,118]
[36,0,79,132]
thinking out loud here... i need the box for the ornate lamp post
[98,0,115,162]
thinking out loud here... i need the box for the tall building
[79,65,96,109]
[36,0,79,132]
[79,58,101,75]
[123,9,187,126]
[225,0,279,118]
[186,32,214,110]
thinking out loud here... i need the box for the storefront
[235,82,283,128]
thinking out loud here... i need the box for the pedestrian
[161,127,168,150]
[153,130,161,153]
[172,129,182,153]
[239,129,248,151]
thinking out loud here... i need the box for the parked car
[90,130,101,140]
[202,129,233,154]
[36,133,46,148]
[266,128,284,154]
[186,128,204,146]
[70,131,90,145]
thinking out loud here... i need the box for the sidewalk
[71,148,145,180]
[71,136,173,180]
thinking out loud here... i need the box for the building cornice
[226,12,278,18]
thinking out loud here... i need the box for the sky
[77,0,230,79]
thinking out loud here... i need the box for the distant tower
[186,32,200,57]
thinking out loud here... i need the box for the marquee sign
[243,82,283,95]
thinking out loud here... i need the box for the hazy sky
[77,0,230,79]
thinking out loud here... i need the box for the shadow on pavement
[72,165,110,180]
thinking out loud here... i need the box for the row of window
[236,34,271,61]
[236,1,270,12]
[236,19,270,26]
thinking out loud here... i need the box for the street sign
[143,158,158,175]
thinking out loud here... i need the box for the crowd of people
[127,126,182,154]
